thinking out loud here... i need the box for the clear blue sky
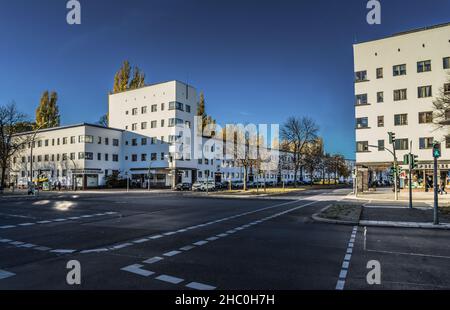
[1,0,449,159]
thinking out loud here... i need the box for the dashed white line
[186,282,216,290]
[163,250,181,257]
[335,226,358,291]
[155,274,184,284]
[121,264,154,277]
[143,257,164,264]
[193,241,208,246]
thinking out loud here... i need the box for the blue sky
[1,0,449,159]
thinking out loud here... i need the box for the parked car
[175,183,192,191]
[231,181,244,189]
[192,181,216,192]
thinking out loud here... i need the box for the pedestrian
[58,181,61,191]
[440,179,447,195]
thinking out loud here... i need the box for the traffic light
[403,154,410,165]
[433,142,441,158]
[411,154,419,169]
[388,132,396,145]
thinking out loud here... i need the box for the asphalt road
[0,188,449,290]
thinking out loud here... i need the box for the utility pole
[432,142,441,225]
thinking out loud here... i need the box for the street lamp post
[148,162,152,191]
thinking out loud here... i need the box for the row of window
[125,119,191,131]
[357,137,450,153]
[14,152,119,163]
[356,111,438,129]
[355,57,450,82]
[126,102,192,116]
[355,83,450,105]
[28,136,120,149]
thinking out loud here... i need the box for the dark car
[175,183,192,191]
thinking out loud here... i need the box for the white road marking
[336,226,358,290]
[0,269,15,280]
[121,264,154,277]
[0,225,16,229]
[34,246,51,251]
[163,250,181,257]
[133,238,149,244]
[186,282,216,290]
[111,243,132,250]
[51,249,76,254]
[149,235,163,239]
[206,237,219,241]
[180,245,195,251]
[18,223,34,226]
[155,274,184,284]
[80,248,108,254]
[193,241,208,246]
[143,257,164,264]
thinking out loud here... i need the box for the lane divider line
[336,226,358,290]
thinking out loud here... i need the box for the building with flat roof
[354,22,450,191]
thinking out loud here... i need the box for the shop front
[71,169,102,189]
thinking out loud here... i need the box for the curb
[359,220,450,230]
[346,194,449,203]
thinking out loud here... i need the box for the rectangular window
[45,140,49,147]
[85,152,93,160]
[131,154,137,162]
[151,153,157,161]
[141,106,147,114]
[376,68,383,79]
[419,137,434,149]
[97,153,101,161]
[79,135,94,143]
[355,94,368,105]
[356,117,369,129]
[71,136,76,144]
[132,139,137,146]
[443,57,449,69]
[377,116,384,127]
[394,89,407,101]
[417,60,432,73]
[393,64,407,76]
[70,152,75,160]
[354,71,367,82]
[105,138,109,145]
[394,139,409,151]
[378,140,385,151]
[161,119,165,127]
[186,105,191,113]
[394,114,408,126]
[418,112,433,124]
[105,154,109,161]
[141,138,147,145]
[444,83,450,95]
[98,137,102,144]
[141,122,147,130]
[132,123,137,131]
[185,121,191,128]
[132,108,138,115]
[113,139,119,146]
[113,154,119,162]
[151,120,157,128]
[169,101,184,111]
[418,86,432,98]
[161,103,165,111]
[356,141,369,153]
[151,104,157,112]
[377,92,384,103]
[141,154,147,161]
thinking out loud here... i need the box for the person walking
[440,179,447,195]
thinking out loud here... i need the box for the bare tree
[281,117,319,187]
[303,138,324,186]
[432,74,450,129]
[0,103,32,187]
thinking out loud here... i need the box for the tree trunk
[243,166,248,191]
[1,161,7,188]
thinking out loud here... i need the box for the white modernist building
[354,22,450,191]
[10,80,304,189]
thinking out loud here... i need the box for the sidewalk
[349,187,450,204]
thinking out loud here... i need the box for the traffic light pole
[393,148,399,201]
[408,153,413,209]
[433,156,439,225]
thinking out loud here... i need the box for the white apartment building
[354,22,450,191]
[10,80,303,189]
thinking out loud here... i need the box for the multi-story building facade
[10,80,306,189]
[354,23,450,191]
